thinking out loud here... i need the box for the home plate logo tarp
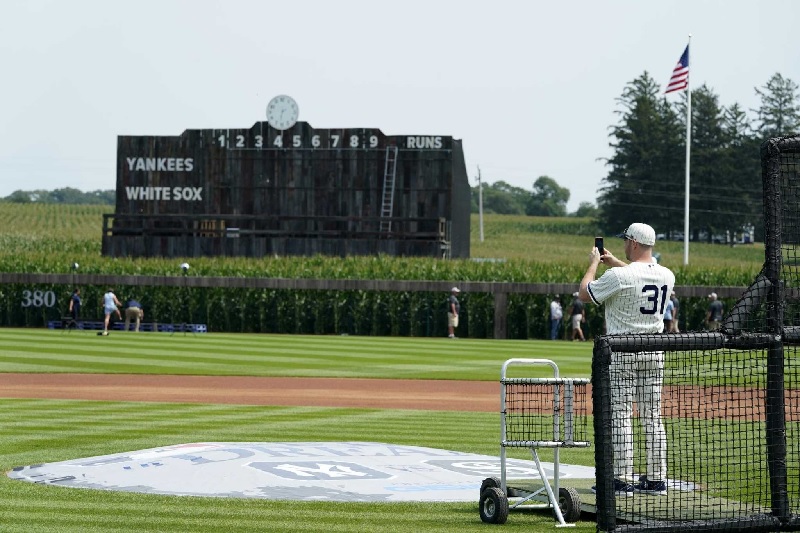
[8,441,595,502]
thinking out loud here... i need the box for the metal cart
[479,358,591,527]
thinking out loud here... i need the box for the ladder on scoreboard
[379,146,399,233]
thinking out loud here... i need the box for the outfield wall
[0,273,746,340]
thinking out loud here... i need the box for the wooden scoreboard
[102,96,471,259]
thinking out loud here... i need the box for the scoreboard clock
[265,95,299,131]
[104,98,470,259]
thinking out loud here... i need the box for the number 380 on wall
[21,290,56,308]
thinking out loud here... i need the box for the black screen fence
[593,135,800,532]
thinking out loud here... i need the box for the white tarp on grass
[9,441,595,502]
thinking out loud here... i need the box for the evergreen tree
[721,103,763,240]
[678,84,729,240]
[754,73,800,137]
[598,72,797,245]
[599,72,683,234]
[723,102,752,140]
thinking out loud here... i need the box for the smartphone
[595,237,604,254]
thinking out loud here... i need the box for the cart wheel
[555,486,582,523]
[479,487,509,524]
[479,476,502,500]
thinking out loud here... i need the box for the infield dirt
[0,374,499,411]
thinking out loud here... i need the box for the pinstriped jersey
[588,261,676,335]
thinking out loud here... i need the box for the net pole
[762,138,790,521]
[592,338,615,531]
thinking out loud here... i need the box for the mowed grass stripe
[6,336,585,363]
[0,328,593,378]
[0,400,492,459]
[2,400,511,464]
[18,329,578,354]
[33,330,564,360]
[3,499,362,533]
[1,498,524,533]
[186,333,586,361]
[1,398,595,467]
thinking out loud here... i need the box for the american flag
[665,45,689,94]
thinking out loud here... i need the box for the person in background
[447,287,460,339]
[568,291,586,341]
[66,288,81,329]
[549,296,563,340]
[669,291,680,333]
[706,292,724,331]
[663,295,675,333]
[124,299,144,332]
[101,288,122,336]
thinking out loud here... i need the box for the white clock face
[266,95,299,130]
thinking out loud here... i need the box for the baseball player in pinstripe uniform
[579,223,675,497]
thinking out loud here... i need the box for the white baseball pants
[610,351,667,482]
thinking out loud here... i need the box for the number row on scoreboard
[218,132,383,150]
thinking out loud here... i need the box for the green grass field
[0,329,594,378]
[0,329,597,532]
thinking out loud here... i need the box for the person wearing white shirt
[549,297,563,340]
[101,288,122,336]
[579,223,675,497]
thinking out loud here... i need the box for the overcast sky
[2,0,799,211]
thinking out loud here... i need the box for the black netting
[503,379,590,446]
[781,138,800,528]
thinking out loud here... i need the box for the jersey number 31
[640,284,669,315]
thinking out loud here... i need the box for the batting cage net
[593,135,800,532]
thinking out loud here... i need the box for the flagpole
[682,34,692,266]
[477,166,484,242]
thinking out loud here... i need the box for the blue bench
[48,319,207,333]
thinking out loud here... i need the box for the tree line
[2,187,115,205]
[473,72,800,241]
[470,177,598,218]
